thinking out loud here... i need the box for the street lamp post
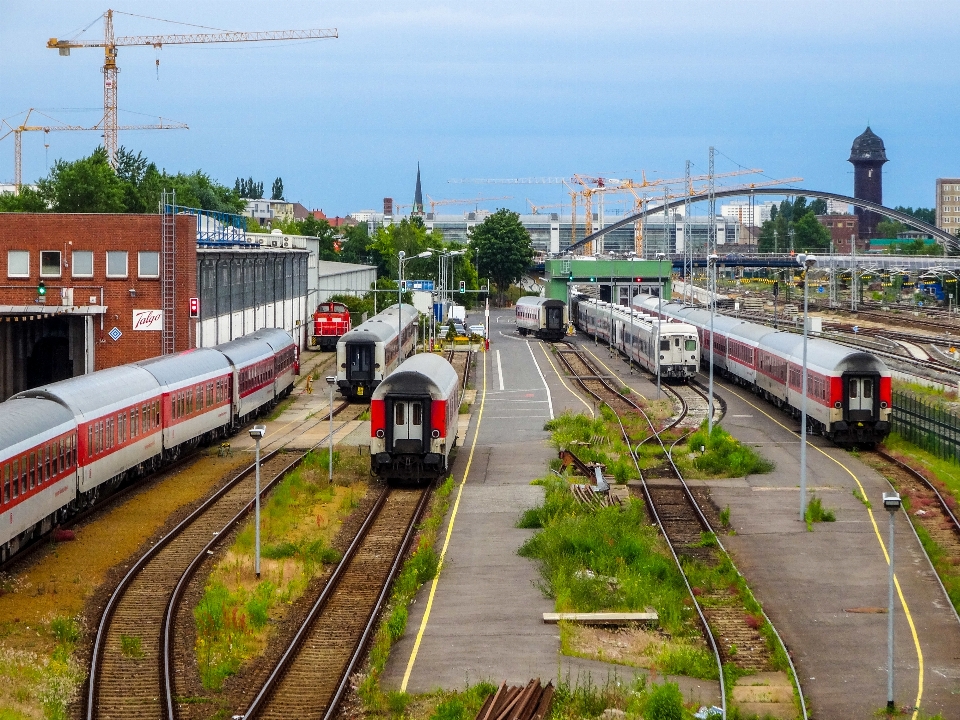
[707,253,719,434]
[248,424,266,579]
[325,377,336,482]
[883,491,902,712]
[398,250,433,362]
[656,252,665,399]
[798,254,817,520]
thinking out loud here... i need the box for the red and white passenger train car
[634,294,892,445]
[370,354,459,483]
[1,328,298,562]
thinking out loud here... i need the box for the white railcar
[336,304,419,400]
[515,297,568,341]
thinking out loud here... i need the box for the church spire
[413,162,424,215]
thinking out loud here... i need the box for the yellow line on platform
[723,384,924,718]
[537,343,594,417]
[400,347,487,691]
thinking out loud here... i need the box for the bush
[687,423,773,477]
[644,682,684,720]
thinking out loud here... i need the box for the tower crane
[424,195,512,215]
[47,9,337,167]
[526,199,564,214]
[0,108,187,193]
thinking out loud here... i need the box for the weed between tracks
[194,448,367,691]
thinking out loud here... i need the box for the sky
[2,1,958,216]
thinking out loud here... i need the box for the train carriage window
[131,408,137,438]
[674,338,680,347]
[45,445,51,481]
[118,413,126,444]
[155,401,160,427]
[29,452,36,489]
[412,403,422,426]
[12,459,19,498]
[141,404,148,431]
[395,403,405,426]
[89,426,94,456]
[863,379,873,398]
[660,339,670,351]
[849,379,858,398]
[3,464,9,503]
[68,435,74,467]
[207,382,214,406]
[53,441,59,476]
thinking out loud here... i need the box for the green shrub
[643,682,684,720]
[50,616,80,645]
[805,495,836,530]
[687,423,773,477]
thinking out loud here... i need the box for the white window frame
[6,250,29,278]
[40,250,62,278]
[106,251,128,279]
[137,251,160,278]
[72,250,94,278]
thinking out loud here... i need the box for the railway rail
[559,343,806,719]
[85,398,355,720]
[242,486,431,720]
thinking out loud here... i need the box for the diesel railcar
[515,297,568,341]
[1,328,298,562]
[633,294,892,445]
[312,302,352,351]
[571,295,700,381]
[370,353,460,483]
[336,303,419,400]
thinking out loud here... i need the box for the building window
[72,250,94,277]
[106,251,128,278]
[7,250,29,278]
[40,251,62,277]
[138,251,160,278]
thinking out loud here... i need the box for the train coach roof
[517,296,563,307]
[215,335,275,366]
[136,348,232,386]
[371,353,459,401]
[341,304,417,344]
[0,398,76,455]
[13,365,160,418]
[254,328,295,352]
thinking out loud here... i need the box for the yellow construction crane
[47,9,337,167]
[526,199,564,214]
[0,108,187,193]
[424,195,512,215]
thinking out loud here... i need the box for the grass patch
[883,432,960,503]
[119,634,144,659]
[719,505,731,528]
[682,423,774,478]
[458,402,470,414]
[804,495,836,531]
[357,476,456,714]
[193,447,367,691]
[265,394,296,421]
[357,407,371,421]
[853,487,872,509]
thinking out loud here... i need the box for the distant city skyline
[2,1,958,216]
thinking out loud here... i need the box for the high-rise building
[848,126,888,240]
[720,201,775,227]
[935,178,960,233]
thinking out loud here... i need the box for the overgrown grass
[548,674,696,720]
[544,410,644,484]
[358,476,456,713]
[804,495,836,531]
[193,448,365,691]
[853,487,872,509]
[0,616,84,720]
[683,423,774,478]
[882,432,960,502]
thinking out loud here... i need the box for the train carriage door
[391,397,427,454]
[847,376,875,421]
[546,305,562,331]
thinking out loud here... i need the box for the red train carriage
[370,354,459,483]
[312,302,352,351]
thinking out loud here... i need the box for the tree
[895,206,936,225]
[235,177,264,199]
[792,211,831,252]
[876,219,908,239]
[809,198,828,215]
[0,186,48,212]
[888,237,943,256]
[38,146,126,213]
[271,177,284,201]
[468,208,533,305]
[338,223,371,265]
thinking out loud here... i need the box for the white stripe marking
[496,350,505,390]
[526,340,554,420]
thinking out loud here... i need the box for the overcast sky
[2,1,958,216]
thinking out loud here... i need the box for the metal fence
[891,391,960,462]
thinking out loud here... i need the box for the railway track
[556,343,647,419]
[243,486,431,720]
[86,399,355,720]
[559,344,806,718]
[446,348,474,402]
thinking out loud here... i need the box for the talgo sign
[133,309,163,331]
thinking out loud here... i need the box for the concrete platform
[586,347,960,718]
[382,311,721,706]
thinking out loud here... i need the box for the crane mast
[47,9,337,167]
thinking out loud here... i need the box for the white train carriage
[136,349,234,457]
[256,328,299,397]
[14,367,164,496]
[515,296,568,341]
[573,297,699,381]
[337,303,419,401]
[216,335,280,424]
[1,399,78,561]
[370,354,460,483]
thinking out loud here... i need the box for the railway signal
[37,280,46,297]
[188,297,200,318]
[459,280,466,294]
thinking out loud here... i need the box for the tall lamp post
[325,376,336,482]
[883,491,902,712]
[798,254,817,520]
[707,253,719,434]
[248,424,266,579]
[656,252,666,399]
[398,250,433,361]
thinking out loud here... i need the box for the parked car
[453,322,467,336]
[468,324,486,337]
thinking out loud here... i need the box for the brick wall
[815,214,865,253]
[0,213,196,370]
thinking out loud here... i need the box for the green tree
[338,223,371,265]
[468,208,534,305]
[888,237,943,256]
[876,219,908,239]
[38,146,126,212]
[792,211,831,252]
[271,177,284,201]
[0,186,48,212]
[809,198,828,215]
[894,206,936,225]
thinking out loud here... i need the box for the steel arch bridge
[567,187,958,254]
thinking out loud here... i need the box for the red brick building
[0,213,195,400]
[816,214,865,252]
